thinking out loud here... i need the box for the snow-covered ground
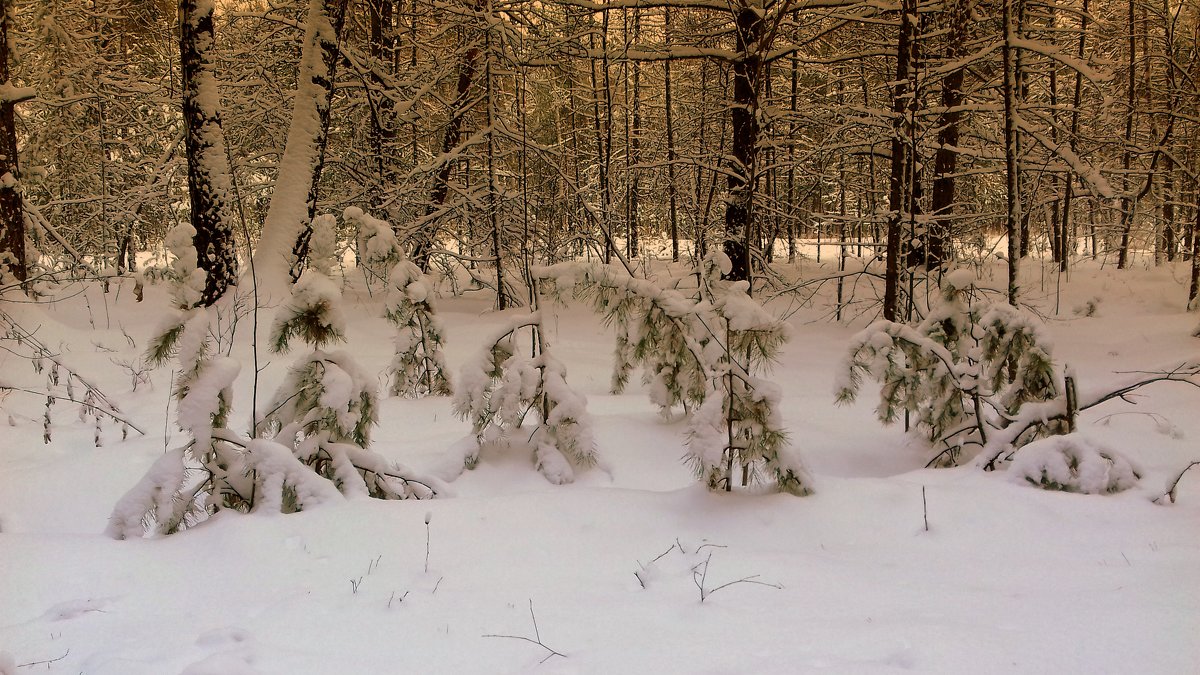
[2,258,1198,674]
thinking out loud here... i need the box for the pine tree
[536,259,812,495]
[107,224,263,537]
[687,281,811,495]
[452,311,596,485]
[263,214,436,500]
[836,270,1061,467]
[346,206,451,397]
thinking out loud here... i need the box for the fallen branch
[18,649,69,669]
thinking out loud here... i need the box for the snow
[1,260,1199,673]
[1010,434,1141,494]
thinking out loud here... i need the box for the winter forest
[1,0,1199,671]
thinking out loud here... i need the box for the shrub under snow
[1009,434,1141,494]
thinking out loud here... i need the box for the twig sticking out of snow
[692,552,782,603]
[1154,461,1200,505]
[482,600,566,665]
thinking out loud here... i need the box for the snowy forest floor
[1,256,1198,674]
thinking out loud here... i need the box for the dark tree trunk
[1163,160,1176,262]
[1117,0,1137,270]
[664,7,679,262]
[410,0,484,271]
[722,4,764,284]
[180,0,238,307]
[884,0,917,320]
[1002,0,1021,306]
[368,0,396,213]
[627,8,642,260]
[0,0,26,285]
[927,0,971,269]
[1190,189,1200,309]
[1059,0,1090,274]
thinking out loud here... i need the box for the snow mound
[1010,434,1141,494]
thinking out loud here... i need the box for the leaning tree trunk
[252,0,349,297]
[0,0,27,285]
[722,3,764,284]
[180,0,238,307]
[410,0,484,272]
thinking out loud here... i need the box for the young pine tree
[536,260,812,495]
[452,312,596,484]
[107,225,267,537]
[345,207,452,398]
[836,270,1060,466]
[262,215,437,500]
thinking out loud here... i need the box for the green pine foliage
[535,262,710,415]
[346,207,452,397]
[535,259,812,495]
[836,270,1062,466]
[108,225,257,537]
[452,312,597,485]
[383,258,452,397]
[263,215,436,500]
[268,215,346,353]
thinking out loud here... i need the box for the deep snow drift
[1,258,1198,674]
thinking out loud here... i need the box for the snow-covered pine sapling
[1009,434,1141,494]
[535,261,812,495]
[346,207,451,397]
[535,263,710,416]
[686,282,812,495]
[344,206,399,287]
[382,256,452,397]
[262,215,436,501]
[452,311,597,484]
[836,269,1060,467]
[107,224,258,537]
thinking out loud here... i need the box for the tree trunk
[1190,189,1200,309]
[884,0,916,320]
[1117,0,1137,270]
[368,0,395,213]
[253,0,349,296]
[626,8,642,260]
[664,7,679,262]
[722,4,764,284]
[1059,0,1090,274]
[179,0,238,307]
[0,0,25,285]
[1163,159,1176,262]
[927,0,970,270]
[410,0,484,271]
[1002,0,1021,305]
